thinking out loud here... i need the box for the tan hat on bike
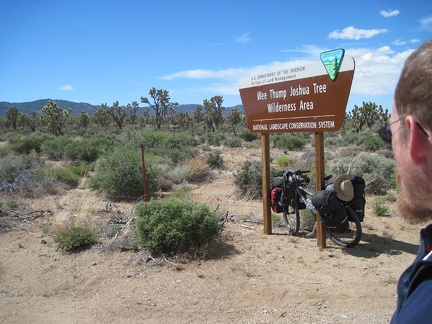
[334,174,354,201]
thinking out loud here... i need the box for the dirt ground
[0,146,425,323]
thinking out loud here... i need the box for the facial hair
[396,170,432,224]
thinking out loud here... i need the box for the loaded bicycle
[271,169,364,248]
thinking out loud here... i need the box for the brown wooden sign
[239,56,355,133]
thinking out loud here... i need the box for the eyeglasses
[378,115,429,144]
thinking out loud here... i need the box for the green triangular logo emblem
[320,48,345,81]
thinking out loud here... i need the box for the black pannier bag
[349,174,366,222]
[270,186,284,213]
[283,178,306,210]
[312,190,349,233]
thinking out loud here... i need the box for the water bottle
[305,198,316,213]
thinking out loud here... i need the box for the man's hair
[394,40,432,130]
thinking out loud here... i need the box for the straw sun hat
[333,174,354,202]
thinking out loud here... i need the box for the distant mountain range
[0,99,244,117]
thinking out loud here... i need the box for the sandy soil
[0,146,424,323]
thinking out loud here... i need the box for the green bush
[206,132,226,146]
[10,132,54,154]
[64,134,116,163]
[341,131,386,151]
[234,160,262,198]
[54,225,96,252]
[207,150,224,169]
[239,130,259,142]
[274,155,296,168]
[51,167,81,186]
[373,199,390,216]
[41,136,73,160]
[134,197,222,256]
[130,129,198,164]
[224,137,242,148]
[89,144,159,199]
[272,134,306,150]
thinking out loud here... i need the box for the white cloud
[380,9,400,18]
[345,47,414,96]
[393,39,405,46]
[236,32,252,43]
[419,15,432,31]
[328,26,387,40]
[59,85,74,91]
[163,68,243,81]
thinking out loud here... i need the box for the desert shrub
[167,156,208,183]
[89,144,160,199]
[41,136,73,160]
[272,134,306,151]
[54,225,96,252]
[134,197,222,256]
[239,130,259,142]
[337,147,359,158]
[207,150,223,169]
[0,154,61,197]
[373,199,390,216]
[64,134,116,163]
[131,129,198,164]
[0,144,11,158]
[328,152,396,194]
[64,139,97,162]
[234,160,262,198]
[206,132,226,146]
[224,137,242,148]
[10,132,54,154]
[342,131,385,151]
[274,155,296,168]
[171,181,193,199]
[324,135,343,147]
[51,166,81,186]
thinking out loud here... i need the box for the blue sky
[1,0,431,111]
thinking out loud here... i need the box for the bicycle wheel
[327,206,362,248]
[283,200,300,235]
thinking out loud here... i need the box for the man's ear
[406,116,427,164]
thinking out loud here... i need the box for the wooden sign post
[239,50,355,247]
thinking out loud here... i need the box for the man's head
[391,40,432,223]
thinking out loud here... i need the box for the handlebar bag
[312,190,349,233]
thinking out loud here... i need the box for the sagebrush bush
[171,181,193,198]
[0,154,62,197]
[167,156,208,183]
[54,225,97,252]
[234,160,262,198]
[134,197,222,256]
[224,137,242,148]
[41,136,73,160]
[328,152,396,194]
